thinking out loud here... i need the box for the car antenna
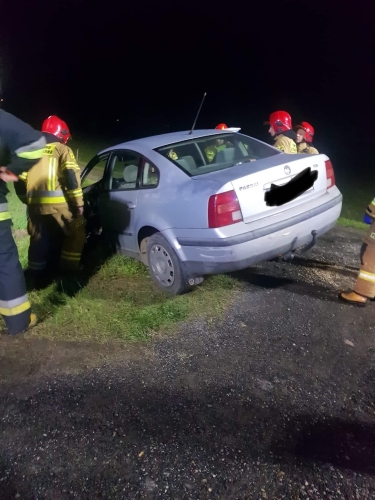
[189,92,207,135]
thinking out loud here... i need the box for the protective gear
[339,291,367,306]
[364,213,373,225]
[340,200,375,304]
[167,149,178,160]
[265,111,292,134]
[297,142,319,154]
[0,109,46,334]
[41,115,71,145]
[215,123,228,130]
[204,143,226,163]
[300,121,314,143]
[273,133,297,154]
[27,210,86,273]
[16,132,86,273]
[295,122,319,154]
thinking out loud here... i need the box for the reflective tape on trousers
[0,294,31,316]
[0,203,11,221]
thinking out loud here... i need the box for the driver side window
[81,155,109,188]
[109,151,140,191]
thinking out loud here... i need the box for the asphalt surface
[1,226,375,499]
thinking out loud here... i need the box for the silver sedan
[81,129,342,294]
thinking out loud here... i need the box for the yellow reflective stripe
[19,171,28,181]
[17,148,45,160]
[48,157,56,192]
[66,189,83,198]
[0,300,31,317]
[371,199,375,206]
[61,251,81,257]
[62,162,79,169]
[61,250,81,262]
[27,197,67,204]
[0,211,11,221]
[358,271,375,283]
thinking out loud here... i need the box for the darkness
[1,0,375,178]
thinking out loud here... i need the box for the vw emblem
[284,165,291,175]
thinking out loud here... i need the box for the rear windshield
[155,133,280,176]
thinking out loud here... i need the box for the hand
[72,206,84,218]
[0,167,18,182]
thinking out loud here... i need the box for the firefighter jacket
[15,133,83,215]
[273,132,297,154]
[0,109,46,222]
[297,141,319,154]
[204,143,226,163]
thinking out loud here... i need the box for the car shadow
[229,268,342,304]
[289,255,359,278]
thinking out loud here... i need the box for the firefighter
[265,111,297,154]
[0,108,47,334]
[204,124,230,163]
[339,198,375,306]
[295,122,319,154]
[15,115,86,278]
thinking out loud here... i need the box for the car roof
[98,129,240,154]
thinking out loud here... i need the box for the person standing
[0,108,46,334]
[265,111,297,154]
[15,115,85,279]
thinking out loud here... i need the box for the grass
[18,251,238,343]
[337,180,373,230]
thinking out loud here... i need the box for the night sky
[1,0,374,174]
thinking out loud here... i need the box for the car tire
[147,233,190,295]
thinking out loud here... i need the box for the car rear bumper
[166,193,342,277]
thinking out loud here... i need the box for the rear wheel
[147,233,190,295]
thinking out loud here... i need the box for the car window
[141,160,159,188]
[109,151,140,190]
[156,133,280,177]
[81,155,109,187]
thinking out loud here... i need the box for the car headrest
[123,164,138,183]
[216,147,236,162]
[176,158,192,173]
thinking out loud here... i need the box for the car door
[97,150,141,256]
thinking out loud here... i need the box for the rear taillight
[325,159,335,189]
[208,190,243,228]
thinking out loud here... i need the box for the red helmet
[215,123,228,130]
[301,121,315,143]
[266,111,292,134]
[42,115,71,144]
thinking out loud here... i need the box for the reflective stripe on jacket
[15,140,83,215]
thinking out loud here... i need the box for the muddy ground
[1,226,375,499]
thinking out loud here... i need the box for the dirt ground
[1,225,375,499]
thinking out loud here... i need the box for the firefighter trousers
[27,209,86,273]
[354,243,375,298]
[0,221,32,334]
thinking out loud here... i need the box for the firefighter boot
[339,291,368,307]
[8,313,38,336]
